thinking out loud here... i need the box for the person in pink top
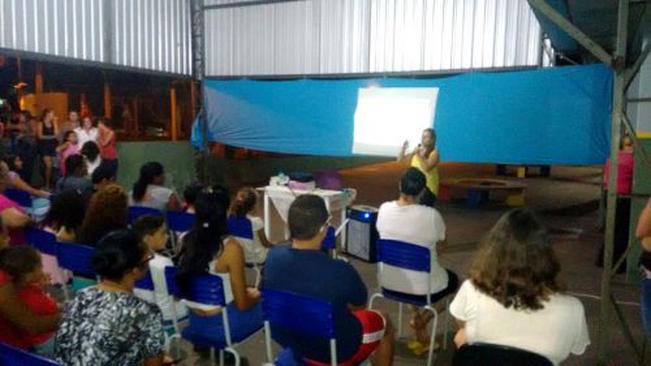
[598,135,635,273]
[0,162,30,246]
[97,117,118,176]
[56,130,80,177]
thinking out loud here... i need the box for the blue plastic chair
[128,206,163,224]
[368,239,449,366]
[164,266,262,366]
[166,211,195,232]
[5,188,32,209]
[25,228,58,256]
[134,269,183,354]
[0,341,60,365]
[227,217,263,286]
[261,288,336,366]
[227,217,254,239]
[56,242,96,280]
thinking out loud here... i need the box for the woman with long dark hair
[450,208,590,365]
[80,141,101,176]
[36,109,59,189]
[129,161,180,211]
[176,188,262,347]
[78,183,128,245]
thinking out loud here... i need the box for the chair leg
[219,350,225,366]
[425,307,439,366]
[398,303,403,338]
[210,348,216,365]
[264,321,274,363]
[368,293,383,309]
[443,299,450,350]
[225,347,240,366]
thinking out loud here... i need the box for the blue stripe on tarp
[192,64,612,164]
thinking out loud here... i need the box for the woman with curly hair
[78,183,128,245]
[449,208,590,365]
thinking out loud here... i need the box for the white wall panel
[205,0,542,76]
[0,0,191,75]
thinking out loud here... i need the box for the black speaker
[345,205,379,263]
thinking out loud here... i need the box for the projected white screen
[352,87,439,156]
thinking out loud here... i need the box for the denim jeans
[641,278,651,336]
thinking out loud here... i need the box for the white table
[259,186,355,249]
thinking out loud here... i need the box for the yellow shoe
[411,341,440,357]
[407,339,422,350]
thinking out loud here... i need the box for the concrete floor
[177,161,645,366]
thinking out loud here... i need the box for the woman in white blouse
[450,208,590,365]
[74,116,98,148]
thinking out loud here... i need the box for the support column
[191,0,209,184]
[599,0,628,364]
[170,86,178,141]
[34,63,43,112]
[103,83,112,119]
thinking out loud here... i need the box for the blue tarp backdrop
[192,64,612,164]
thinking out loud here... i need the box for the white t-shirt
[74,127,98,148]
[129,184,174,211]
[449,280,590,365]
[375,201,448,294]
[134,253,188,321]
[230,215,267,264]
[86,157,102,176]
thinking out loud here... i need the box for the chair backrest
[0,341,60,365]
[377,239,430,272]
[320,226,336,250]
[452,343,553,366]
[227,216,254,240]
[262,288,335,339]
[4,188,32,208]
[166,211,195,232]
[164,266,226,307]
[56,242,96,279]
[134,269,156,291]
[25,228,58,256]
[128,206,163,224]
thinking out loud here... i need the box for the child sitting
[0,245,60,358]
[56,130,80,177]
[132,215,188,323]
[182,182,202,214]
[228,187,274,264]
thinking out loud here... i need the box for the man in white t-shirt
[376,167,458,351]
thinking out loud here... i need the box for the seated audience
[0,246,60,358]
[176,189,262,345]
[182,182,202,213]
[264,195,395,366]
[78,183,128,245]
[0,216,60,352]
[450,208,590,365]
[2,155,50,198]
[54,229,165,365]
[80,141,101,177]
[91,161,117,191]
[0,162,30,245]
[132,215,188,322]
[228,187,274,264]
[40,190,86,285]
[636,198,651,335]
[129,162,180,211]
[54,154,93,197]
[376,167,458,352]
[55,130,80,177]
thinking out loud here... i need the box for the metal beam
[599,0,629,364]
[527,0,613,65]
[625,43,651,91]
[203,0,307,11]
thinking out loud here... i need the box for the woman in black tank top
[37,109,59,189]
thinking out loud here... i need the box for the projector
[345,205,379,263]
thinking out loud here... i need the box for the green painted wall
[117,141,388,195]
[626,137,651,281]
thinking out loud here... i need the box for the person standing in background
[398,128,440,207]
[60,111,80,139]
[37,109,59,190]
[97,117,118,177]
[74,116,98,148]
